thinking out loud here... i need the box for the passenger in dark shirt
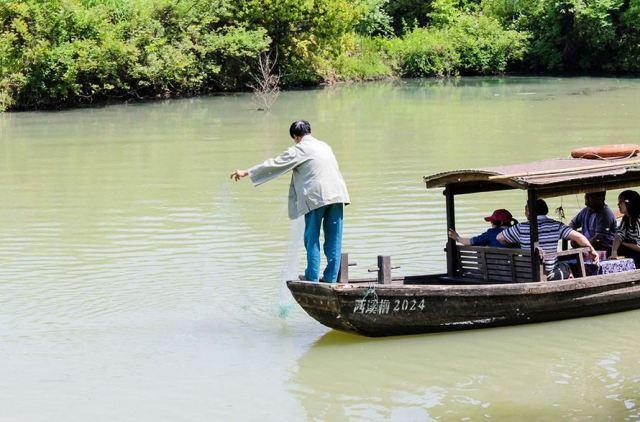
[569,191,617,251]
[448,209,515,248]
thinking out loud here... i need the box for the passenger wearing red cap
[448,209,516,247]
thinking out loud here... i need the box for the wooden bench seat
[455,245,589,283]
[456,246,534,283]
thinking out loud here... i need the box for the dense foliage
[484,0,640,72]
[0,0,270,110]
[386,1,528,77]
[1,0,639,111]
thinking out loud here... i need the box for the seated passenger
[611,190,640,266]
[569,191,617,252]
[448,209,515,247]
[496,199,598,281]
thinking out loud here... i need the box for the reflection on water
[292,312,640,419]
[277,216,305,318]
[1,77,640,419]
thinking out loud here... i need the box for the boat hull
[287,272,640,336]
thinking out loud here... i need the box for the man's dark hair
[587,191,606,199]
[289,120,311,138]
[535,199,549,216]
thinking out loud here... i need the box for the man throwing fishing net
[230,120,350,283]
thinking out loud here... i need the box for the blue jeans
[304,203,343,282]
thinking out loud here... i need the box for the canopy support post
[527,189,543,282]
[445,186,457,278]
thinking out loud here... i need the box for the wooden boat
[287,155,640,337]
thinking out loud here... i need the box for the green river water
[1,77,640,420]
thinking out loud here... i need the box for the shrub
[443,12,529,74]
[385,1,528,78]
[0,0,270,109]
[483,0,639,72]
[386,28,461,77]
[383,0,434,34]
[354,0,394,36]
[330,36,394,81]
[234,0,369,86]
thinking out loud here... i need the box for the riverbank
[2,0,639,112]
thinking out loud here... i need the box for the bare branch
[248,51,281,111]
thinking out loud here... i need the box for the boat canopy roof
[424,157,640,197]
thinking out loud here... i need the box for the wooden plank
[488,159,640,181]
[515,268,533,276]
[537,175,640,199]
[459,269,515,281]
[486,258,514,265]
[465,246,522,254]
[458,247,479,253]
[378,255,391,284]
[557,247,591,257]
[485,253,515,259]
[485,254,514,260]
[516,277,534,283]
[338,252,349,283]
[514,260,533,267]
[458,247,533,256]
[487,274,516,282]
[485,260,514,268]
[576,251,586,278]
[510,251,517,281]
[460,259,479,266]
[515,269,534,276]
[477,248,487,281]
[486,264,516,273]
[486,268,515,276]
[448,182,515,196]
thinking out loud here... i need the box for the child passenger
[448,209,515,247]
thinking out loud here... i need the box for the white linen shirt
[248,135,350,219]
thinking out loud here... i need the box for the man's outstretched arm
[230,146,304,185]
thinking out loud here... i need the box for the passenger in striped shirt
[497,199,598,281]
[611,190,640,266]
